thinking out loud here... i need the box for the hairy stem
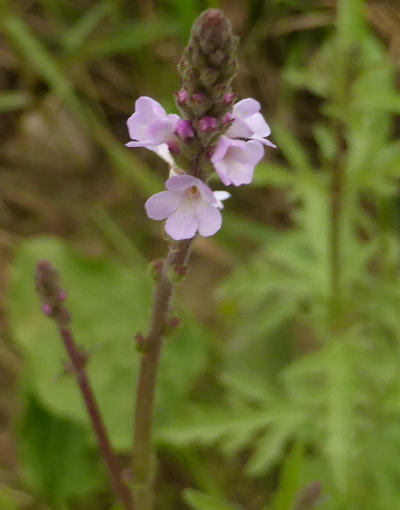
[132,239,193,510]
[58,326,133,510]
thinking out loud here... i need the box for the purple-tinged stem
[132,239,192,510]
[58,325,133,510]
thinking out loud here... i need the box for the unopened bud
[223,92,236,104]
[134,332,146,352]
[192,9,232,55]
[168,141,180,154]
[223,112,234,125]
[192,92,205,104]
[176,89,188,104]
[35,260,71,327]
[175,119,195,141]
[199,116,218,132]
[42,303,52,316]
[169,317,181,328]
[58,290,67,301]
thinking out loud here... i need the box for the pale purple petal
[211,135,239,162]
[233,98,261,118]
[211,136,246,186]
[195,180,218,206]
[165,201,198,240]
[148,118,175,144]
[245,140,265,164]
[213,191,231,209]
[166,175,200,191]
[211,137,264,186]
[194,200,222,237]
[145,191,183,220]
[127,97,167,141]
[245,113,271,138]
[136,96,166,119]
[153,143,175,164]
[167,113,180,125]
[225,117,253,139]
[253,137,277,148]
[125,140,154,148]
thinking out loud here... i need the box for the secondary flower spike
[145,175,224,240]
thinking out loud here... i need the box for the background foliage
[1,1,400,509]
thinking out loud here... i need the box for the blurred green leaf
[183,489,239,510]
[18,396,103,502]
[76,20,179,60]
[0,13,77,107]
[61,0,114,52]
[272,444,304,510]
[0,91,32,112]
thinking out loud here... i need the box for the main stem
[58,326,133,510]
[132,239,193,510]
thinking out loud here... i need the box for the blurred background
[1,0,400,509]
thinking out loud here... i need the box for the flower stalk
[132,239,192,510]
[35,261,133,510]
[129,9,275,509]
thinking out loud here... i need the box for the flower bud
[176,8,238,139]
[175,119,195,141]
[199,116,218,132]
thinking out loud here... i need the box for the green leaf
[61,0,114,52]
[0,91,32,112]
[183,489,240,510]
[76,20,179,60]
[9,237,209,450]
[18,396,103,502]
[272,444,304,510]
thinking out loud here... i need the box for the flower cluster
[126,9,275,241]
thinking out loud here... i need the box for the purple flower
[126,96,180,161]
[211,135,264,186]
[226,98,276,148]
[145,175,224,240]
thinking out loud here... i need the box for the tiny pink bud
[175,265,187,277]
[192,92,205,104]
[152,259,164,274]
[134,332,146,352]
[176,89,188,104]
[135,332,145,344]
[42,303,52,316]
[223,92,236,104]
[169,317,181,328]
[58,290,67,301]
[223,112,234,125]
[206,147,215,159]
[168,141,181,154]
[175,119,195,141]
[199,116,218,132]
